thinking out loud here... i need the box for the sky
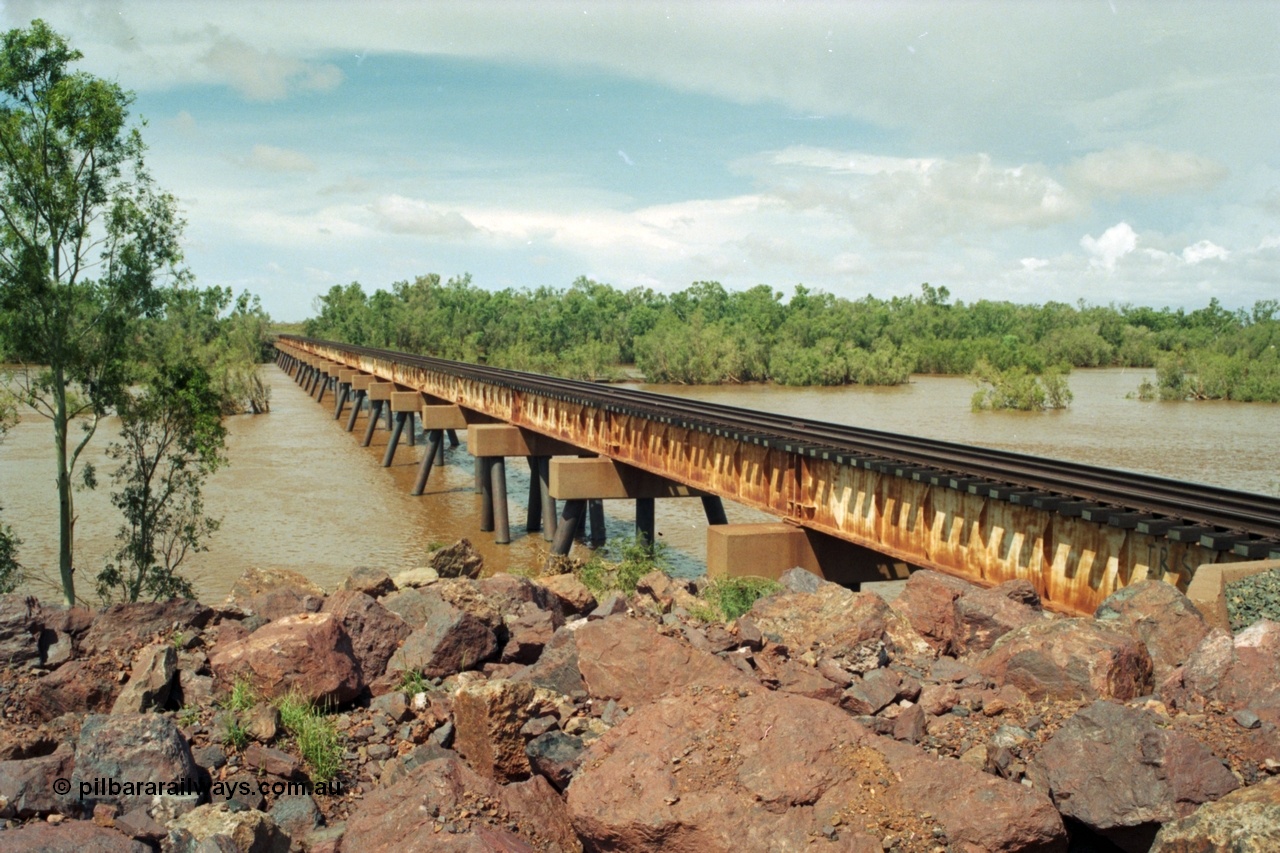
[4,1,1277,321]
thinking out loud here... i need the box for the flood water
[2,364,1277,603]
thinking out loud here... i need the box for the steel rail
[278,336,1280,543]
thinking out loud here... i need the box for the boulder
[1150,775,1280,852]
[975,618,1153,701]
[1160,621,1280,725]
[0,819,150,852]
[567,686,1065,852]
[209,611,362,705]
[321,589,412,682]
[479,573,561,620]
[428,538,485,580]
[526,731,585,792]
[894,571,1043,655]
[839,668,902,716]
[748,577,931,660]
[574,616,758,708]
[0,743,75,818]
[392,565,439,589]
[268,794,323,843]
[453,678,537,782]
[501,604,557,664]
[79,599,213,655]
[339,565,396,598]
[111,643,177,714]
[0,594,43,668]
[535,573,597,618]
[166,802,289,853]
[893,569,973,653]
[386,593,497,679]
[432,578,503,629]
[227,567,326,621]
[511,627,585,696]
[1027,700,1239,852]
[1095,579,1211,678]
[73,714,200,817]
[342,755,582,852]
[26,659,121,721]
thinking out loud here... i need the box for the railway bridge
[274,335,1280,616]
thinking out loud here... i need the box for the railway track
[278,336,1280,558]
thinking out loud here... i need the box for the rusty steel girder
[276,339,1235,615]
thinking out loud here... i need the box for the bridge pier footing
[707,523,911,586]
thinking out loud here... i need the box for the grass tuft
[275,692,343,783]
[702,576,782,621]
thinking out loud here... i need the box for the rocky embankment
[2,540,1279,852]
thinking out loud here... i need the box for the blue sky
[6,1,1278,320]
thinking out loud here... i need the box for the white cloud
[1067,143,1228,197]
[1182,240,1229,264]
[370,195,479,239]
[201,34,343,101]
[1081,222,1137,269]
[1021,257,1049,271]
[239,144,317,173]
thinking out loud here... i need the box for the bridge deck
[276,336,1280,614]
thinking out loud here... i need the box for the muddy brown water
[2,364,1276,603]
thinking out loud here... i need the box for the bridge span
[274,336,1280,616]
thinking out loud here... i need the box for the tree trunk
[53,372,76,606]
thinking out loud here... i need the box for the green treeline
[303,275,1280,402]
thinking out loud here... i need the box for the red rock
[501,604,557,664]
[567,687,1065,852]
[321,589,412,682]
[510,627,585,697]
[1027,700,1239,852]
[976,618,1153,702]
[226,566,325,620]
[574,616,758,708]
[110,643,177,714]
[1161,621,1280,724]
[1095,579,1211,678]
[839,668,902,716]
[26,659,121,721]
[242,743,302,778]
[534,573,597,617]
[953,582,1044,653]
[479,573,562,621]
[74,714,200,817]
[0,743,75,818]
[893,570,972,653]
[386,592,498,679]
[752,644,844,704]
[430,538,486,579]
[525,731,585,792]
[453,679,537,782]
[1150,775,1280,852]
[339,566,396,598]
[0,819,150,852]
[79,599,212,654]
[0,594,43,668]
[209,611,362,705]
[342,755,581,852]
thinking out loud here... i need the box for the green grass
[702,576,782,621]
[219,713,248,750]
[275,693,343,783]
[398,668,431,695]
[572,535,669,595]
[225,676,258,712]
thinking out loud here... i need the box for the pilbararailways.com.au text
[55,777,344,800]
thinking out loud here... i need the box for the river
[2,364,1276,602]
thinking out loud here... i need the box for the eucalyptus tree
[0,21,186,606]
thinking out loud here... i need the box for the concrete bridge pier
[413,404,470,496]
[468,425,582,547]
[382,392,423,467]
[707,523,911,587]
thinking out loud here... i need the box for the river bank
[1,547,1277,852]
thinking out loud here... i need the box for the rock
[777,567,821,594]
[574,616,758,708]
[40,629,74,668]
[73,714,200,817]
[568,687,1065,853]
[588,592,627,620]
[894,570,1043,655]
[379,586,438,626]
[268,794,322,842]
[0,594,43,668]
[114,807,169,844]
[209,611,362,705]
[1095,579,1211,678]
[320,589,412,682]
[371,690,411,723]
[428,538,485,580]
[1160,621,1280,725]
[893,569,973,653]
[0,743,75,818]
[748,577,929,661]
[510,627,585,696]
[340,566,396,598]
[244,703,281,742]
[391,566,439,589]
[241,743,302,779]
[535,573,597,618]
[111,643,177,714]
[176,670,214,708]
[226,566,325,620]
[976,618,1153,701]
[1150,775,1280,852]
[892,703,926,744]
[26,659,122,721]
[0,819,150,852]
[386,593,498,679]
[80,600,213,655]
[478,573,562,620]
[839,668,902,716]
[918,683,960,716]
[526,731,585,792]
[1028,700,1239,852]
[453,679,536,782]
[166,802,289,853]
[753,645,843,704]
[501,604,557,664]
[343,755,581,852]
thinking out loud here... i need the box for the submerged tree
[96,362,226,603]
[0,21,186,605]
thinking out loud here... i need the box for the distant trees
[304,275,1280,403]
